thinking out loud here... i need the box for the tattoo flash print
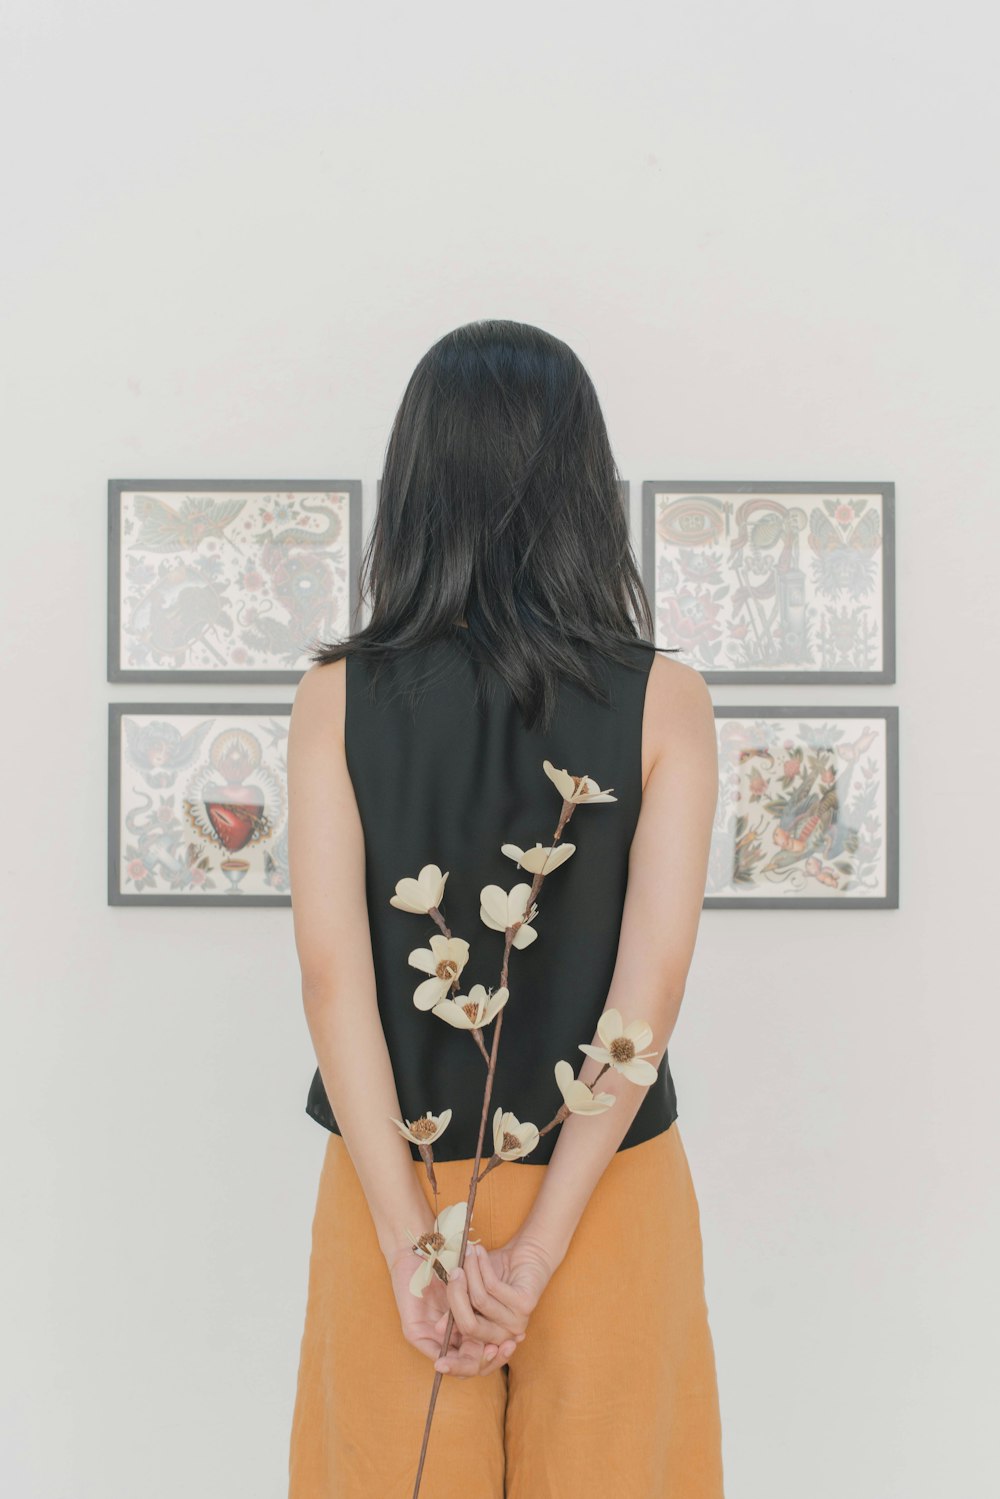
[108,481,361,681]
[108,705,293,905]
[642,482,895,682]
[707,709,899,908]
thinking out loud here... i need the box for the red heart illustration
[204,785,264,852]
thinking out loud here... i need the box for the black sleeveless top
[304,628,678,1164]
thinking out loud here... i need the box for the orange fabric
[288,1123,724,1497]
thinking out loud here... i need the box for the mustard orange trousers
[288,1122,724,1497]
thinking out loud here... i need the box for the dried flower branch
[388,759,660,1499]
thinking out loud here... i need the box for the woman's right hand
[431,1232,559,1378]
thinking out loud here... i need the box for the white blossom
[390,864,449,914]
[554,1058,616,1115]
[432,984,509,1029]
[480,882,539,948]
[492,1107,540,1160]
[389,1108,453,1145]
[408,1201,470,1298]
[542,759,617,803]
[407,934,471,1009]
[579,1008,659,1084]
[500,841,575,874]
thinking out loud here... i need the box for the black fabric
[304,628,678,1163]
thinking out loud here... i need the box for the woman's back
[304,626,678,1162]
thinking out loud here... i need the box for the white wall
[2,2,997,1495]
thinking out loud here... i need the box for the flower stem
[410,803,577,1499]
[536,1101,570,1138]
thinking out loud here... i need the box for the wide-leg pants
[288,1122,725,1497]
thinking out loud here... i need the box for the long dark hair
[308,319,665,732]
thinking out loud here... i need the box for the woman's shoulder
[290,658,347,747]
[641,652,716,788]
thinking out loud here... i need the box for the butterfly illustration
[130,493,247,552]
[808,506,881,600]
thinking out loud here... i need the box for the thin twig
[410,798,578,1498]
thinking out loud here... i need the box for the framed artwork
[108,703,293,906]
[642,481,895,683]
[108,479,363,682]
[707,706,899,908]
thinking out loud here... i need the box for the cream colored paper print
[646,485,892,679]
[113,708,290,900]
[114,486,356,674]
[709,712,897,904]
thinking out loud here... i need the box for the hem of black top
[303,1070,679,1164]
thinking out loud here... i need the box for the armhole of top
[342,653,357,799]
[636,644,659,802]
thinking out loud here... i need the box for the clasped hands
[388,1231,557,1379]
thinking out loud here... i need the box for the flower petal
[483,986,510,1022]
[436,1201,468,1239]
[508,883,535,924]
[408,946,438,975]
[479,884,510,931]
[390,879,431,913]
[419,864,448,906]
[578,1043,610,1063]
[596,1008,624,1046]
[620,1058,659,1085]
[544,842,576,870]
[414,976,448,1010]
[554,1059,575,1101]
[543,759,576,799]
[623,1017,654,1050]
[409,1259,432,1297]
[511,923,538,949]
[431,999,474,1028]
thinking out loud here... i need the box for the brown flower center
[416,1230,445,1256]
[502,1131,521,1154]
[436,959,459,981]
[609,1036,636,1063]
[409,1116,437,1141]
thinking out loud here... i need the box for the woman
[286,320,724,1497]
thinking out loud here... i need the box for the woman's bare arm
[287,660,432,1262]
[511,655,719,1266]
